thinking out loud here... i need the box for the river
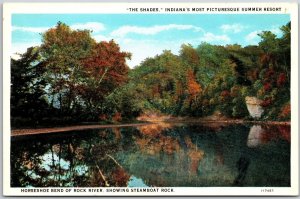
[11,122,290,187]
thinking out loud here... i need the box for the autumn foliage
[10,21,291,126]
[186,69,202,100]
[83,40,131,88]
[112,112,122,122]
[279,103,291,119]
[277,73,287,87]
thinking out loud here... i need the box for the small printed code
[261,189,274,193]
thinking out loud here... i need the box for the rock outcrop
[245,96,264,119]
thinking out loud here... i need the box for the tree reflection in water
[11,128,137,187]
[11,123,290,187]
[233,156,250,186]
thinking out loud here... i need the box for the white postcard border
[2,2,299,196]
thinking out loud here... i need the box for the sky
[11,14,290,68]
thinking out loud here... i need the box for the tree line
[11,22,291,127]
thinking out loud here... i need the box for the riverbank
[11,119,290,137]
[11,123,151,137]
[136,112,290,125]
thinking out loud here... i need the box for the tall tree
[11,47,48,122]
[180,44,200,71]
[40,22,95,114]
[81,40,131,113]
[186,69,202,101]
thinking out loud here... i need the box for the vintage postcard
[2,2,299,196]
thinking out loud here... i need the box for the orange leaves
[279,103,291,119]
[136,136,180,156]
[112,112,122,122]
[112,128,122,140]
[136,123,179,156]
[161,136,180,155]
[83,40,130,87]
[260,53,272,66]
[186,69,202,99]
[184,136,204,174]
[41,23,132,115]
[137,123,171,137]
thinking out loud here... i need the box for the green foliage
[40,22,96,115]
[128,22,290,120]
[103,83,143,119]
[11,47,50,126]
[11,21,291,127]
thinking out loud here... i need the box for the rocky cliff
[245,96,264,119]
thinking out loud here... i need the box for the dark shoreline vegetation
[11,21,291,129]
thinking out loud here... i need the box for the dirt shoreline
[11,120,290,137]
[11,123,152,137]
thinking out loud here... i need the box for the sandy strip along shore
[11,120,290,137]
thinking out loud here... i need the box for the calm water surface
[11,123,290,187]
